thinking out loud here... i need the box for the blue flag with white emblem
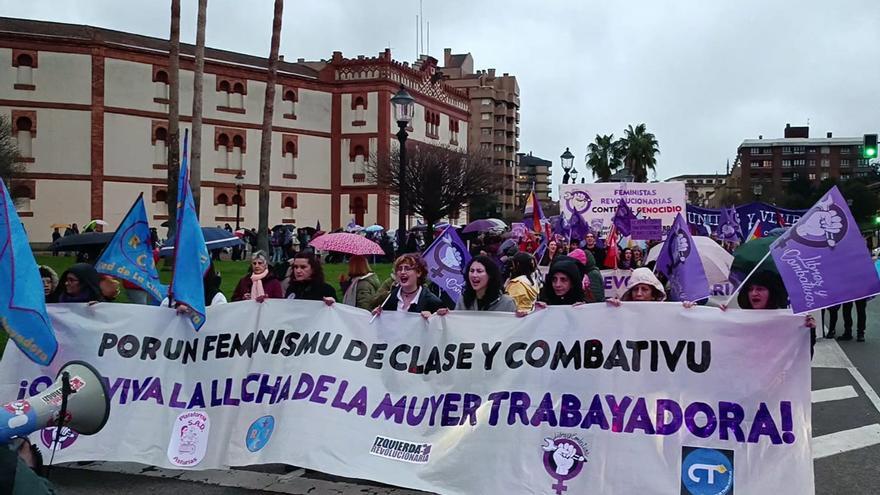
[96,194,167,303]
[0,180,57,365]
[170,130,210,330]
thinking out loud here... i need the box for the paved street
[45,300,880,494]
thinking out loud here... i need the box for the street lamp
[391,85,415,254]
[234,171,244,231]
[571,167,579,184]
[752,183,763,202]
[560,147,574,184]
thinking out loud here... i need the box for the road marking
[812,385,858,404]
[812,336,880,417]
[812,424,880,459]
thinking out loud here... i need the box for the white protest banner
[560,182,686,235]
[601,269,633,299]
[0,301,813,494]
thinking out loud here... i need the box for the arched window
[154,70,169,99]
[14,51,36,88]
[285,140,297,177]
[11,184,32,212]
[14,116,33,158]
[217,133,230,168]
[351,196,366,226]
[283,89,297,119]
[231,134,245,170]
[353,96,366,124]
[153,126,168,165]
[218,80,231,107]
[283,196,295,209]
[154,189,168,216]
[231,82,245,109]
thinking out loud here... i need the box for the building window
[231,135,244,170]
[481,143,490,150]
[751,148,760,155]
[495,145,504,152]
[11,182,34,213]
[481,98,492,106]
[281,193,297,222]
[217,79,246,113]
[152,125,168,168]
[821,159,830,168]
[481,113,491,121]
[808,173,816,180]
[13,51,37,90]
[793,146,805,154]
[351,93,367,126]
[449,119,460,145]
[481,128,491,136]
[782,159,791,167]
[13,115,35,159]
[782,147,792,154]
[153,188,168,217]
[841,147,850,155]
[282,88,298,120]
[794,159,805,166]
[214,128,247,172]
[821,172,829,180]
[841,159,850,167]
[152,67,169,102]
[282,135,298,179]
[763,160,772,168]
[808,159,816,166]
[821,146,830,154]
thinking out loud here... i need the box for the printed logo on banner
[4,400,31,430]
[563,190,593,217]
[680,446,734,495]
[167,411,211,467]
[41,426,78,450]
[369,435,432,464]
[541,434,588,495]
[40,376,86,407]
[245,415,275,453]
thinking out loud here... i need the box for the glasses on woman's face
[395,265,415,273]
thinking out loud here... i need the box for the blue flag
[0,180,57,365]
[656,213,710,302]
[96,194,167,303]
[170,131,210,330]
[422,226,470,303]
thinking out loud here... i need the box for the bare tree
[165,0,181,234]
[366,144,495,243]
[0,116,24,198]
[257,0,283,253]
[190,0,207,215]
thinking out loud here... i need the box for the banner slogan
[0,301,813,494]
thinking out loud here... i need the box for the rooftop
[740,137,863,147]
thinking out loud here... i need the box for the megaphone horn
[0,360,111,443]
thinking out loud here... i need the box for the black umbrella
[158,227,244,257]
[50,232,115,251]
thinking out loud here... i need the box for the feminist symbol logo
[541,435,588,494]
[429,236,464,279]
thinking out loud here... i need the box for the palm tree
[257,0,283,253]
[165,0,181,235]
[585,134,622,182]
[620,123,659,182]
[189,0,207,215]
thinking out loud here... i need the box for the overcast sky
[4,0,879,197]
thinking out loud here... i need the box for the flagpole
[94,192,144,264]
[370,284,398,324]
[722,250,772,307]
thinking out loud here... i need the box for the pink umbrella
[309,232,384,255]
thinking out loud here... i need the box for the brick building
[738,124,873,201]
[1,17,469,242]
[440,49,520,218]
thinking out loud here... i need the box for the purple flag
[422,226,471,303]
[716,206,742,242]
[612,199,637,237]
[656,213,711,302]
[770,186,880,313]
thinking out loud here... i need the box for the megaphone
[0,361,111,444]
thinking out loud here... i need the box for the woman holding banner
[47,263,104,303]
[162,261,227,311]
[372,253,445,318]
[605,268,698,308]
[445,255,516,312]
[534,257,586,308]
[233,251,284,302]
[284,252,336,304]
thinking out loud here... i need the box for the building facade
[738,124,873,201]
[664,174,724,207]
[1,17,469,242]
[516,152,552,212]
[440,49,520,218]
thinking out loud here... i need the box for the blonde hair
[348,255,371,278]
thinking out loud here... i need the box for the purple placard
[630,219,662,240]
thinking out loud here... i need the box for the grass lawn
[0,256,394,353]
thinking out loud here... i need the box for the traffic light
[865,134,878,159]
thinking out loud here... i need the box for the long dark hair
[291,252,325,285]
[510,252,536,284]
[737,270,788,309]
[461,255,503,310]
[204,262,222,306]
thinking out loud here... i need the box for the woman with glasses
[232,251,284,302]
[372,253,445,318]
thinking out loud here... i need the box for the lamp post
[391,85,415,255]
[234,171,244,231]
[560,147,574,184]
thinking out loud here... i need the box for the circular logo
[668,229,691,266]
[542,437,586,483]
[681,448,733,495]
[564,190,592,215]
[788,204,848,248]
[41,426,79,450]
[245,415,275,453]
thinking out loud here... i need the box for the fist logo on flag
[788,195,848,248]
